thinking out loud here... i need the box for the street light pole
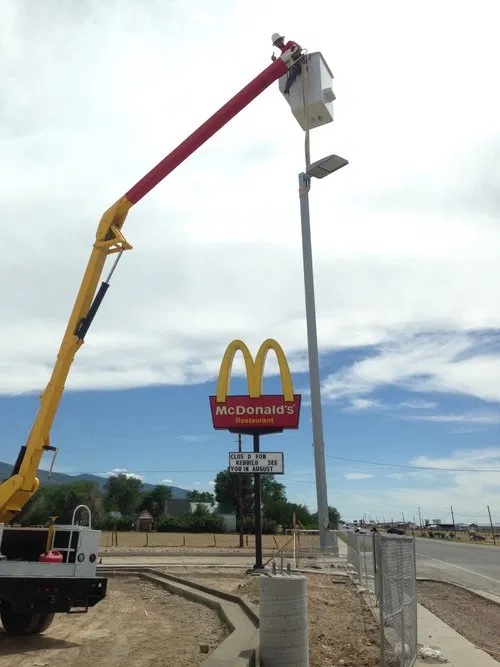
[297,155,348,549]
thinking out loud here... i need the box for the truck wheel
[1,605,54,636]
[29,612,55,634]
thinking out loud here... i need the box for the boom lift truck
[0,34,311,637]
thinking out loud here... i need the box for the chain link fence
[279,529,344,569]
[346,531,375,591]
[345,531,417,667]
[374,534,417,666]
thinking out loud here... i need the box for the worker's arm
[0,37,303,523]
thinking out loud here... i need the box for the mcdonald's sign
[209,339,301,433]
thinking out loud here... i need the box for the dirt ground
[0,576,227,667]
[165,567,393,667]
[100,530,302,550]
[417,581,500,662]
[101,530,500,550]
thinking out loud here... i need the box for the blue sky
[1,1,499,524]
[1,340,499,524]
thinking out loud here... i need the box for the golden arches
[215,339,295,402]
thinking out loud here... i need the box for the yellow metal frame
[0,196,133,523]
[215,338,295,403]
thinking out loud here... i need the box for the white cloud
[160,479,173,485]
[402,410,500,425]
[344,472,374,480]
[388,452,500,519]
[176,435,212,444]
[101,468,144,481]
[339,448,500,521]
[208,481,216,487]
[343,398,385,412]
[398,400,437,410]
[322,333,500,405]
[410,448,500,472]
[0,1,499,400]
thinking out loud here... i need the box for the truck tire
[1,604,54,636]
[29,612,55,634]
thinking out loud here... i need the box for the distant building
[136,509,154,532]
[217,503,237,532]
[164,499,236,531]
[469,523,500,531]
[165,500,215,516]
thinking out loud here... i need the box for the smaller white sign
[229,451,284,475]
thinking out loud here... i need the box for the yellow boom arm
[0,38,303,523]
[0,197,132,523]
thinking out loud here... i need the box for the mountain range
[0,461,190,500]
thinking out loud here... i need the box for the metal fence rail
[346,531,375,591]
[346,531,359,574]
[374,533,417,667]
[345,531,417,667]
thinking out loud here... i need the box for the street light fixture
[298,154,348,549]
[306,154,349,179]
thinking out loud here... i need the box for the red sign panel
[209,394,301,431]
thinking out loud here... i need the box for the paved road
[416,538,500,598]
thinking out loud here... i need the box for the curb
[99,567,258,667]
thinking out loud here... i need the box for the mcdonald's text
[209,394,301,430]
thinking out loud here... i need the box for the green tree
[17,481,103,526]
[261,476,287,506]
[140,484,172,518]
[16,489,50,526]
[214,470,287,513]
[310,506,341,530]
[214,470,253,516]
[265,501,312,529]
[187,490,215,504]
[104,474,143,516]
[190,503,223,531]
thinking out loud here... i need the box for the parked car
[387,527,406,535]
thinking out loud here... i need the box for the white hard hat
[272,33,285,45]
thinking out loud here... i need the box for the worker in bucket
[271,33,299,54]
[271,33,302,94]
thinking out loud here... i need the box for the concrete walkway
[416,603,499,666]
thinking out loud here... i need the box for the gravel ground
[165,567,395,667]
[417,581,500,663]
[0,577,228,667]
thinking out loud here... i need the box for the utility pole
[402,511,405,525]
[487,505,496,546]
[418,506,423,533]
[237,433,244,548]
[450,505,456,538]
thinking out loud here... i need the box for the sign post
[253,434,263,570]
[209,339,301,571]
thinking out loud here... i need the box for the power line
[45,468,317,484]
[325,454,500,473]
[79,469,220,475]
[0,432,212,440]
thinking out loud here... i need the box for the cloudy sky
[1,0,499,523]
